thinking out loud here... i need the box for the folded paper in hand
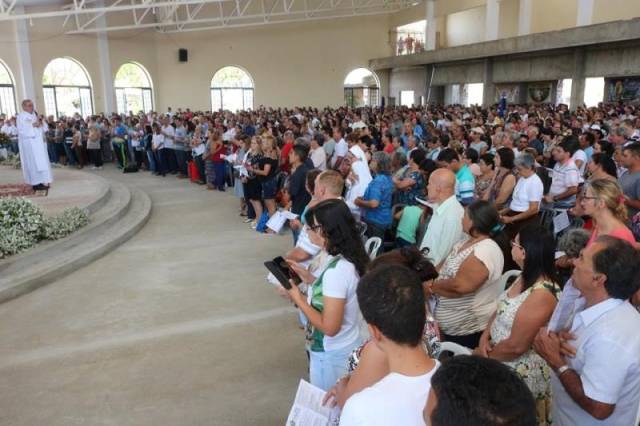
[286,380,340,426]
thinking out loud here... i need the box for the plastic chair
[365,237,383,260]
[439,341,473,356]
[498,270,522,293]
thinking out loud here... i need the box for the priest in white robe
[17,99,52,190]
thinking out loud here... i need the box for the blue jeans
[309,343,359,391]
[63,143,77,165]
[146,150,156,172]
[47,143,58,163]
[214,162,226,190]
[175,150,188,176]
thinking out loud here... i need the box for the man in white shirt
[544,139,580,207]
[419,169,464,266]
[331,127,348,169]
[534,237,640,426]
[339,264,439,426]
[161,117,177,173]
[309,133,327,171]
[16,99,52,190]
[1,118,18,153]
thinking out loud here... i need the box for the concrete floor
[0,166,307,426]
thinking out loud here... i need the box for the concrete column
[576,0,594,26]
[425,0,436,51]
[570,49,586,109]
[14,6,36,104]
[485,0,500,41]
[518,0,532,36]
[483,58,495,108]
[96,0,115,114]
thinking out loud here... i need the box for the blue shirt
[455,164,475,206]
[363,174,394,226]
[114,124,127,137]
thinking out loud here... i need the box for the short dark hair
[623,142,640,158]
[496,147,515,170]
[593,236,640,300]
[480,153,495,169]
[464,148,479,164]
[437,148,459,164]
[429,355,537,426]
[292,144,309,162]
[590,153,618,178]
[558,136,579,156]
[357,264,426,346]
[410,148,426,165]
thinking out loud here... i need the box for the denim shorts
[262,175,279,199]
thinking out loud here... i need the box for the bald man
[419,169,464,265]
[17,99,52,191]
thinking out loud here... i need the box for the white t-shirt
[331,138,348,167]
[340,363,440,426]
[152,133,165,150]
[162,125,175,149]
[572,149,588,179]
[310,147,327,170]
[312,258,361,351]
[510,174,544,212]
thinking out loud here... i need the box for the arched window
[114,62,154,114]
[42,57,93,119]
[0,60,17,117]
[344,68,380,108]
[210,66,254,112]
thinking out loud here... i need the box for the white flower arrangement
[0,197,89,258]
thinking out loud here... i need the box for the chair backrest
[498,270,522,294]
[439,341,473,356]
[364,237,383,260]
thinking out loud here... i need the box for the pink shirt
[587,227,637,247]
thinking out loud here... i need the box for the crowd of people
[3,100,640,425]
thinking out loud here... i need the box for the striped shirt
[435,237,504,336]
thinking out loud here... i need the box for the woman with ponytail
[580,179,636,246]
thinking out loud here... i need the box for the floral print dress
[490,279,561,426]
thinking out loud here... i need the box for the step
[0,185,152,304]
[0,181,130,275]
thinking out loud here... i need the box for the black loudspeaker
[179,48,188,62]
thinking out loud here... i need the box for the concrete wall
[584,44,640,78]
[0,21,23,104]
[593,0,640,24]
[152,16,391,110]
[0,11,391,112]
[446,6,486,47]
[431,61,484,85]
[389,67,427,106]
[531,0,578,33]
[498,0,519,39]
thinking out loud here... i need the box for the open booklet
[286,380,340,426]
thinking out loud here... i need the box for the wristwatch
[556,365,571,376]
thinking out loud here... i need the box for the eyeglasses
[305,224,322,233]
[510,240,524,250]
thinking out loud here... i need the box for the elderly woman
[355,151,394,240]
[393,149,426,206]
[499,153,544,239]
[428,200,506,348]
